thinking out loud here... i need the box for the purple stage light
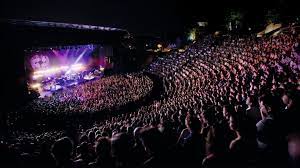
[65,48,87,75]
[25,44,112,97]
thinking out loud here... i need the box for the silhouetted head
[51,137,73,163]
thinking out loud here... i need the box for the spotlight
[30,83,41,89]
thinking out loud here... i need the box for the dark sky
[0,0,181,36]
[0,0,298,36]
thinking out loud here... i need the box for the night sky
[0,0,299,36]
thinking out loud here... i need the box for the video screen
[24,44,113,97]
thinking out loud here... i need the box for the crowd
[1,28,300,168]
[8,73,153,131]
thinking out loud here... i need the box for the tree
[264,8,281,24]
[225,8,246,32]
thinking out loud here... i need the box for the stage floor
[37,72,103,98]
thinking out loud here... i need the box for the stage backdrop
[24,44,113,81]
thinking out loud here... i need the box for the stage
[25,44,109,98]
[33,68,104,98]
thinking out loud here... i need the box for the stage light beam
[65,49,87,74]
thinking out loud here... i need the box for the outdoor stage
[37,68,104,98]
[25,44,109,98]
